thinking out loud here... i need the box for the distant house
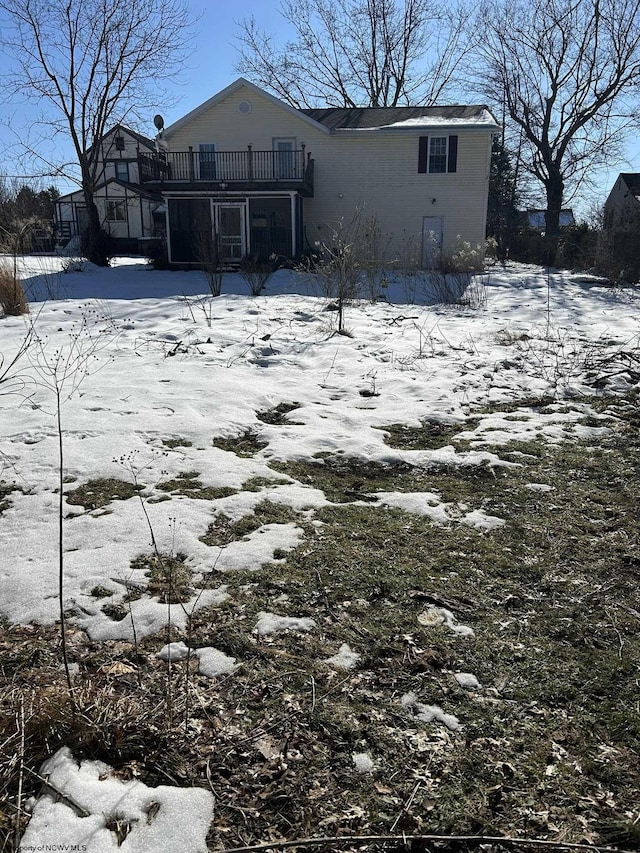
[523,208,576,232]
[135,77,498,267]
[54,125,165,254]
[599,173,640,281]
[603,173,640,228]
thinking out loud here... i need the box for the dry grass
[1,393,640,852]
[0,265,29,316]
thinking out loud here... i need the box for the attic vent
[238,100,252,115]
[114,135,125,151]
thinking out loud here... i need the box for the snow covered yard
[1,257,639,851]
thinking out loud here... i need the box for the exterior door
[422,216,443,269]
[274,138,296,179]
[217,205,245,262]
[199,143,216,180]
[76,205,89,235]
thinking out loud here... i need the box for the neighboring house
[523,209,576,232]
[54,125,165,254]
[603,173,640,228]
[137,78,498,268]
[599,173,640,281]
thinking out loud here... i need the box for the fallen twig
[215,833,639,853]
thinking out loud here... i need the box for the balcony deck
[139,148,314,196]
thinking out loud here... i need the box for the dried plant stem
[56,392,74,701]
[217,835,637,853]
[14,695,25,850]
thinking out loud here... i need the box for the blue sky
[0,0,637,215]
[0,1,289,193]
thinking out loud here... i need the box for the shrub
[195,232,223,296]
[238,254,278,296]
[441,236,485,273]
[596,224,640,282]
[0,264,29,316]
[146,238,169,270]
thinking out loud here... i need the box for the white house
[54,125,165,253]
[603,173,640,228]
[138,78,498,268]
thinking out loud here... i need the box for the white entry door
[422,216,443,269]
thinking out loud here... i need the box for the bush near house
[596,217,640,282]
[0,264,28,316]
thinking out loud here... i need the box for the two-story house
[54,125,165,253]
[137,78,498,268]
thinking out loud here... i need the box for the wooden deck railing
[139,147,311,185]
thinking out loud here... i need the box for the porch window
[168,198,211,263]
[106,200,127,221]
[249,197,292,259]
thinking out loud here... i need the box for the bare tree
[473,0,640,251]
[0,0,192,265]
[235,0,470,108]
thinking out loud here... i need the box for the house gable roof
[163,78,332,138]
[302,104,498,132]
[88,124,155,156]
[109,125,156,151]
[162,78,499,138]
[619,173,640,198]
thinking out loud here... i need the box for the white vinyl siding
[164,82,493,262]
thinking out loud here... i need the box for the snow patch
[325,643,360,670]
[254,611,316,635]
[454,672,482,690]
[157,641,190,662]
[417,606,474,637]
[195,647,238,677]
[401,693,461,731]
[20,746,213,853]
[352,752,374,773]
[461,508,505,531]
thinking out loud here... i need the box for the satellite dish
[153,114,165,131]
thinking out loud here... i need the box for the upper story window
[418,135,458,174]
[428,137,448,173]
[115,161,129,181]
[114,135,125,151]
[106,200,127,222]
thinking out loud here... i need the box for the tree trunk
[81,188,110,266]
[543,173,564,266]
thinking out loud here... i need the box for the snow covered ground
[2,255,639,850]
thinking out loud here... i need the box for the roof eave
[329,122,499,134]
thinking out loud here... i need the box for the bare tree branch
[0,0,194,264]
[471,0,640,244]
[234,0,471,107]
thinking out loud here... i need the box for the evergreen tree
[486,137,520,260]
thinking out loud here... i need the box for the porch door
[217,205,245,262]
[422,216,443,269]
[199,143,216,180]
[274,138,296,179]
